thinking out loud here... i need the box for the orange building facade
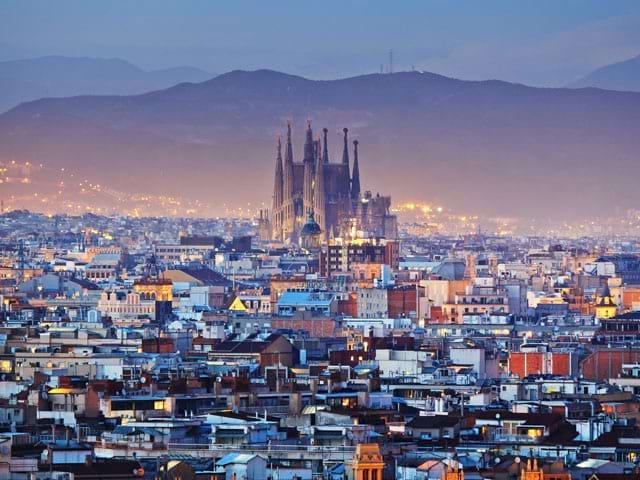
[509,352,571,378]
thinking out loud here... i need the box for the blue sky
[1,0,640,85]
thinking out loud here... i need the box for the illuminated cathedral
[271,121,397,244]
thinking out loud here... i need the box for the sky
[1,0,640,86]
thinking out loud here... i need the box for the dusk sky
[2,0,640,86]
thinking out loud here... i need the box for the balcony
[493,433,540,444]
[100,440,167,451]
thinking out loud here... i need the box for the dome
[301,210,322,236]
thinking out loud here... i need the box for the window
[363,470,369,480]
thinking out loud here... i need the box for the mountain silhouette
[569,54,640,92]
[0,55,213,112]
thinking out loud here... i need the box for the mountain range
[0,56,213,113]
[1,69,639,219]
[569,54,640,92]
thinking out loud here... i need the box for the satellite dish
[140,377,147,384]
[41,391,48,400]
[515,457,521,464]
[495,458,501,464]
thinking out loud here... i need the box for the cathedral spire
[272,135,284,240]
[351,139,361,201]
[314,135,326,236]
[285,121,293,166]
[274,136,283,198]
[303,121,315,222]
[304,120,314,163]
[276,134,283,164]
[282,122,295,241]
[342,127,349,165]
[322,128,329,164]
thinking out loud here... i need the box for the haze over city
[1,1,640,227]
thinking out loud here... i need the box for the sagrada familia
[270,121,397,244]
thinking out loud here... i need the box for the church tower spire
[282,121,295,241]
[274,135,283,197]
[341,127,351,222]
[303,120,315,219]
[322,128,329,164]
[314,137,326,237]
[273,135,283,214]
[342,127,350,165]
[283,122,294,199]
[304,120,314,163]
[316,134,322,164]
[285,121,293,167]
[351,139,361,202]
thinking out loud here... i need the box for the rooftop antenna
[389,49,394,74]
[16,239,26,286]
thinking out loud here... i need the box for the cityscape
[3,2,640,479]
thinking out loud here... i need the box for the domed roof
[301,209,322,236]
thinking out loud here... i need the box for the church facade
[271,121,397,244]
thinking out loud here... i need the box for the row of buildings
[2,125,640,478]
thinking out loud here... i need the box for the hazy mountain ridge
[1,69,639,218]
[569,54,640,92]
[0,55,213,112]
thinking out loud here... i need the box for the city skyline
[3,3,640,480]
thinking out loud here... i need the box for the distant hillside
[569,54,640,92]
[0,55,213,112]
[0,69,639,218]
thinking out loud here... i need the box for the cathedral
[271,121,397,244]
